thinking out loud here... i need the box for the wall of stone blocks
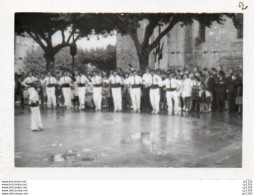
[192,16,243,70]
[116,15,243,71]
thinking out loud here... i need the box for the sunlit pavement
[15,106,242,167]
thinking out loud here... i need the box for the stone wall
[116,15,243,71]
[192,16,243,71]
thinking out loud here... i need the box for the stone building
[116,15,243,72]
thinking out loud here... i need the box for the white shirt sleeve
[22,77,30,87]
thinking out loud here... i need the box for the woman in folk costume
[29,89,43,132]
[180,74,193,112]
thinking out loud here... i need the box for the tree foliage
[16,13,242,71]
[15,13,116,71]
[23,44,116,72]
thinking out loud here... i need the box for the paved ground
[15,106,242,167]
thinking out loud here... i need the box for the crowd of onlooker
[15,64,243,115]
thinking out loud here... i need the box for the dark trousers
[73,96,80,108]
[212,91,217,111]
[216,92,225,112]
[15,90,24,108]
[228,93,236,112]
[141,87,151,111]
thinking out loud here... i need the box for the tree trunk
[44,53,55,72]
[138,50,150,72]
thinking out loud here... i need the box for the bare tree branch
[54,43,69,54]
[61,29,65,43]
[72,34,80,43]
[141,19,159,48]
[149,16,176,50]
[27,31,46,50]
[66,29,76,43]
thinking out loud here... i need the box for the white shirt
[181,78,193,91]
[29,89,39,103]
[42,76,57,85]
[76,75,89,84]
[142,73,152,85]
[59,76,72,85]
[162,78,181,89]
[91,75,102,85]
[22,76,38,87]
[192,79,201,87]
[199,90,211,97]
[108,75,122,84]
[127,75,143,85]
[147,74,162,86]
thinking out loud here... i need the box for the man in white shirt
[108,70,123,112]
[142,67,152,111]
[148,69,162,114]
[91,71,103,111]
[59,71,73,109]
[76,71,90,110]
[162,72,182,115]
[42,72,57,108]
[128,70,143,112]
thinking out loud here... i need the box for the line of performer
[21,68,195,115]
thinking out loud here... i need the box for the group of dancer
[15,65,243,131]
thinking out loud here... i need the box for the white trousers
[166,90,181,113]
[30,106,43,130]
[62,87,72,108]
[78,87,86,108]
[111,87,122,111]
[149,88,160,113]
[130,88,141,112]
[46,87,56,107]
[93,87,102,110]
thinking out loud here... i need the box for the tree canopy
[16,13,243,71]
[15,13,116,71]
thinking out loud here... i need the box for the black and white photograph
[14,12,243,168]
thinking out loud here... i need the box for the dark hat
[218,70,225,76]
